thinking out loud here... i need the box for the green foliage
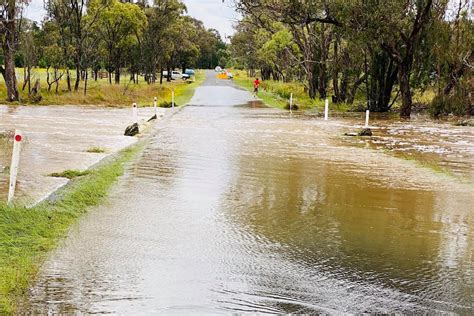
[233,0,473,117]
[429,83,474,117]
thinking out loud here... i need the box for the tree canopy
[232,0,473,117]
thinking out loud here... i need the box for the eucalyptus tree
[92,0,146,84]
[140,0,186,83]
[1,0,30,101]
[234,0,465,117]
[45,0,107,91]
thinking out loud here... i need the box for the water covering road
[27,71,473,314]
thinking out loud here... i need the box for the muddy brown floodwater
[27,71,473,314]
[0,105,160,204]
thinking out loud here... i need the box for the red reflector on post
[15,134,22,142]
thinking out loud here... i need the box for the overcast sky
[24,0,239,41]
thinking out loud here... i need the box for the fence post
[153,97,157,116]
[133,102,138,124]
[289,93,293,113]
[365,110,370,128]
[171,89,175,108]
[324,99,329,121]
[8,130,23,205]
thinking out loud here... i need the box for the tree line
[1,0,229,100]
[231,0,473,117]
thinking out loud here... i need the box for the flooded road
[28,71,473,313]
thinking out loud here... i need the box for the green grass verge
[232,72,288,109]
[173,70,205,106]
[0,144,141,313]
[232,70,437,112]
[232,70,351,111]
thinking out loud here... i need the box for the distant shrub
[430,80,473,117]
[159,101,177,108]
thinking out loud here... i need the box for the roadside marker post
[365,110,370,128]
[153,97,157,116]
[132,103,138,124]
[171,89,175,108]
[289,93,293,114]
[8,130,23,204]
[324,99,329,121]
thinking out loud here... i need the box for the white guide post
[153,97,157,116]
[132,102,138,124]
[171,89,175,108]
[365,110,370,128]
[8,130,23,205]
[324,99,329,121]
[289,93,293,113]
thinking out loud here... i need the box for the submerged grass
[49,169,90,179]
[394,151,455,177]
[0,145,141,313]
[86,147,106,153]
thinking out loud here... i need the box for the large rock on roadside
[124,123,139,136]
[358,128,373,136]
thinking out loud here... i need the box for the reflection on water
[26,75,473,313]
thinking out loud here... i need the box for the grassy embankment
[0,144,142,313]
[232,70,436,112]
[0,69,205,107]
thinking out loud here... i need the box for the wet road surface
[27,71,473,313]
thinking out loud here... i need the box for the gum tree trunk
[1,2,19,102]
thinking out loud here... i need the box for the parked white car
[162,70,184,80]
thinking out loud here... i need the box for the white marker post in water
[8,130,23,205]
[171,89,175,108]
[132,102,138,124]
[365,110,370,128]
[153,97,157,116]
[324,99,329,121]
[289,93,293,114]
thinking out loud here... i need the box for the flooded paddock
[26,72,473,313]
[0,105,161,204]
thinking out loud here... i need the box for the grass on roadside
[49,169,90,179]
[0,69,205,107]
[232,70,346,111]
[86,147,106,153]
[0,145,141,313]
[232,70,437,112]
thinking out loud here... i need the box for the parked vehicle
[162,70,184,80]
[185,69,195,76]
